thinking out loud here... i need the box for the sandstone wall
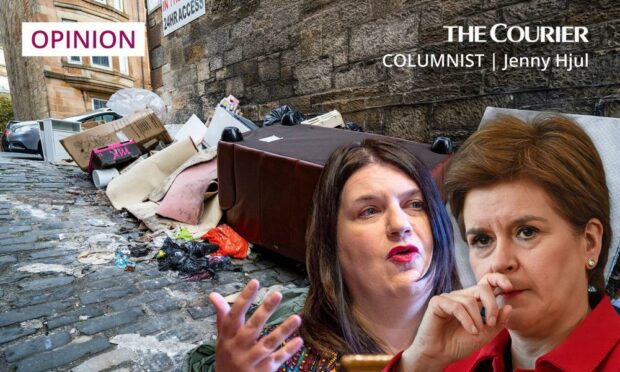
[148,0,619,143]
[1,0,151,120]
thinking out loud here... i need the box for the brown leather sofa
[217,124,451,263]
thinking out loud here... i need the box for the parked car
[62,107,122,126]
[2,108,122,156]
[3,121,42,155]
[1,120,21,151]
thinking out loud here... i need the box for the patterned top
[261,326,339,372]
[277,343,338,371]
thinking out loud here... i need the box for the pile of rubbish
[157,238,230,281]
[49,88,362,279]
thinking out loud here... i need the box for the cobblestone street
[0,154,307,371]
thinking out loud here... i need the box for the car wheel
[37,142,43,158]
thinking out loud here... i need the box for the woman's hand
[399,273,513,371]
[209,279,304,372]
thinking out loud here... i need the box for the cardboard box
[82,120,102,130]
[60,110,172,171]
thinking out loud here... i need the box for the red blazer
[384,296,620,371]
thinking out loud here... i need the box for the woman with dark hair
[205,138,460,371]
[385,115,620,371]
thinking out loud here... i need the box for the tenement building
[0,0,151,120]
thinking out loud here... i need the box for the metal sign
[162,0,206,36]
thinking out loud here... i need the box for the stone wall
[0,0,49,120]
[148,0,619,143]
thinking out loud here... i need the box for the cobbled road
[0,154,306,371]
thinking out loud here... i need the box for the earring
[587,258,596,269]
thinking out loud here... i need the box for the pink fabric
[156,160,218,225]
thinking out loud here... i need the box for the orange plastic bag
[201,224,249,259]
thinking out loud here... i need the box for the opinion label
[22,22,145,57]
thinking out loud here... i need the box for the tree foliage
[0,95,13,132]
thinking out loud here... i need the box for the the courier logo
[22,22,145,57]
[382,24,590,72]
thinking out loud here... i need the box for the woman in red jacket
[387,115,620,371]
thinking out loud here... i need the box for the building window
[92,98,108,110]
[113,0,123,11]
[93,0,107,4]
[119,56,129,74]
[91,56,111,69]
[68,56,82,65]
[62,19,82,64]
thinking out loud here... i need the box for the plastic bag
[201,224,249,259]
[263,105,305,127]
[185,241,219,257]
[343,121,364,132]
[183,256,234,282]
[114,248,136,271]
[173,227,194,241]
[106,88,167,122]
[156,238,219,275]
[157,238,204,274]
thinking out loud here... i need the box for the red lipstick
[387,245,420,263]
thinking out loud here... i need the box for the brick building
[0,0,151,120]
[147,0,619,143]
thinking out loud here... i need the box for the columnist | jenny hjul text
[382,24,589,72]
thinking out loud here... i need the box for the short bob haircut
[446,114,611,295]
[300,138,460,354]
